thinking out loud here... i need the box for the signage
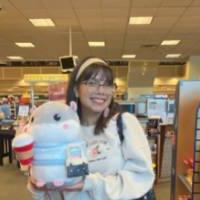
[24,74,68,83]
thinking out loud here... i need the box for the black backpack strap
[116,113,124,143]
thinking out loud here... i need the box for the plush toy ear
[70,101,77,112]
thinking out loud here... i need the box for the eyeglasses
[81,80,114,92]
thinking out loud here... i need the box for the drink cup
[12,134,34,166]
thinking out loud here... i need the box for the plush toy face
[28,101,81,146]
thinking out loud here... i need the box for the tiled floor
[155,181,170,200]
[0,160,170,200]
[0,162,31,200]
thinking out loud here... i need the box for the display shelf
[191,105,200,200]
[170,81,200,200]
[10,102,17,120]
[147,134,160,183]
[178,174,192,193]
[159,124,174,180]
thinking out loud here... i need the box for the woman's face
[77,71,114,115]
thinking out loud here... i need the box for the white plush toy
[12,101,88,188]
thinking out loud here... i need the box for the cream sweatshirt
[28,112,155,200]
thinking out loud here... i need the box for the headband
[75,58,108,81]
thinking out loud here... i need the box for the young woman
[28,57,155,200]
[65,57,155,199]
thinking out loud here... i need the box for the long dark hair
[66,57,120,134]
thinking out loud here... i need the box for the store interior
[1,0,200,200]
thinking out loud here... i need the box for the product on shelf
[183,158,193,185]
[19,93,31,105]
[178,195,191,200]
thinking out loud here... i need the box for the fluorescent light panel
[161,40,180,45]
[129,16,153,25]
[165,54,181,58]
[88,41,105,47]
[7,56,24,60]
[29,18,55,27]
[15,42,35,47]
[122,54,136,59]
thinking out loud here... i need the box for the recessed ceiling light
[7,56,24,60]
[161,40,180,46]
[29,18,55,27]
[88,41,105,47]
[165,54,181,58]
[129,16,153,25]
[15,42,35,47]
[122,54,136,59]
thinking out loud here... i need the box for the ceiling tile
[132,0,163,8]
[71,0,100,9]
[192,0,200,6]
[102,9,128,18]
[130,7,157,16]
[184,6,200,16]
[156,7,185,17]
[102,0,130,9]
[161,0,193,7]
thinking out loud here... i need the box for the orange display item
[20,93,30,105]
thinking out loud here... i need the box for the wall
[0,66,63,94]
[128,87,153,100]
[185,56,200,80]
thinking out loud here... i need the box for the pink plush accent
[36,180,45,188]
[53,180,64,186]
[63,123,69,129]
[70,101,77,112]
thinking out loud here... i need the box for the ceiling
[1,0,200,63]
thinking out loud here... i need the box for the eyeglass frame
[80,80,115,92]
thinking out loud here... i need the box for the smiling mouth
[90,97,106,104]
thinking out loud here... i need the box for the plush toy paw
[53,180,64,187]
[35,180,45,188]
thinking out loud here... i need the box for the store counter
[0,120,16,166]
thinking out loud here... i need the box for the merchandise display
[178,195,191,200]
[19,93,31,105]
[148,135,160,183]
[190,105,200,200]
[183,158,193,185]
[171,81,200,200]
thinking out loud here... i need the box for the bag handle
[116,113,124,143]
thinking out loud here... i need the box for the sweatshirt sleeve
[83,112,155,200]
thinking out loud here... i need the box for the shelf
[147,134,160,183]
[171,82,200,200]
[178,174,192,193]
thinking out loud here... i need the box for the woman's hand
[29,177,84,192]
[58,181,84,191]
